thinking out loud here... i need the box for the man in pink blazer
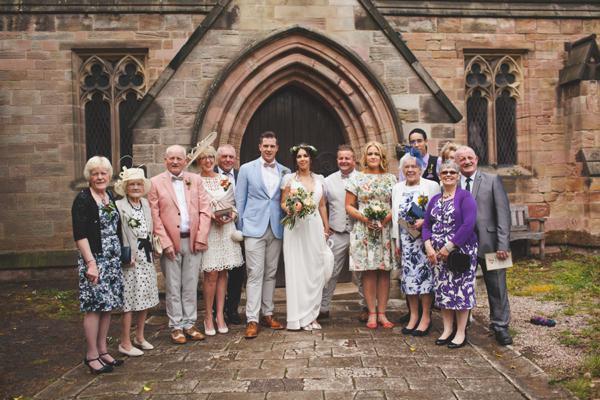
[148,145,211,344]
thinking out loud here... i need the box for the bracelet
[444,242,454,252]
[86,258,95,265]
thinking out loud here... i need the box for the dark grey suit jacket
[470,171,511,258]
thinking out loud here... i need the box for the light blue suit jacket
[234,158,288,239]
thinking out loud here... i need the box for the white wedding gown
[281,173,326,330]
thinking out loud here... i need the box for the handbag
[447,249,471,273]
[153,236,162,254]
[322,239,334,284]
[120,246,131,265]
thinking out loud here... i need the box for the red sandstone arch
[195,27,400,158]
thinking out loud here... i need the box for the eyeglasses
[440,171,458,175]
[199,156,215,161]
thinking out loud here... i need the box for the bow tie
[341,174,350,179]
[263,163,276,169]
[171,176,183,182]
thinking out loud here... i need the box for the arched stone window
[465,54,522,166]
[75,53,147,174]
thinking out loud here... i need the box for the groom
[235,131,287,338]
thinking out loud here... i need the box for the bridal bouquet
[280,187,316,229]
[363,201,389,239]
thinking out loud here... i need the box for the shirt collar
[260,157,276,167]
[169,171,184,179]
[461,170,477,184]
[218,166,232,175]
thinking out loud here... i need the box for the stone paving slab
[34,300,576,399]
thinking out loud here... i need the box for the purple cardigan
[422,187,478,248]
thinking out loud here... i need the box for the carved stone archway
[193,27,401,159]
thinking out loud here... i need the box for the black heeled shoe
[435,330,456,346]
[84,356,113,374]
[412,320,432,337]
[401,316,421,335]
[99,353,124,367]
[448,332,468,349]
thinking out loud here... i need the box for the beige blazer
[116,197,154,263]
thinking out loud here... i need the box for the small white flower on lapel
[281,168,289,177]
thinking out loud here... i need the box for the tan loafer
[260,315,284,330]
[171,329,187,345]
[359,307,369,323]
[184,326,205,341]
[245,321,258,339]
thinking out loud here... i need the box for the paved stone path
[34,299,574,399]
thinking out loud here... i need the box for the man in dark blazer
[456,146,513,346]
[214,144,243,325]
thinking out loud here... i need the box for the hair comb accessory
[404,145,426,169]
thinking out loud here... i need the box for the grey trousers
[244,225,282,323]
[320,231,350,312]
[478,257,511,330]
[160,237,203,331]
[356,270,366,310]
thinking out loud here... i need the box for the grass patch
[24,288,83,321]
[30,358,49,365]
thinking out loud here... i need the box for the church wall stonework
[1,2,600,274]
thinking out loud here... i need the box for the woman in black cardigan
[71,156,124,374]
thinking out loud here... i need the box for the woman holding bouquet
[391,153,440,336]
[345,141,397,329]
[280,144,329,331]
[196,145,244,335]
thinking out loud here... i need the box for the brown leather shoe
[183,326,205,341]
[260,315,285,330]
[318,310,330,319]
[359,308,369,323]
[171,329,187,344]
[245,321,258,339]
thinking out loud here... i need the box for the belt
[180,232,190,238]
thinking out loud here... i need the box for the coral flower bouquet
[280,187,316,229]
[363,201,389,239]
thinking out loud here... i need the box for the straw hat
[114,167,152,197]
[186,131,218,168]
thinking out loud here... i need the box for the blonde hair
[440,142,459,162]
[200,145,217,158]
[359,141,389,172]
[83,156,113,182]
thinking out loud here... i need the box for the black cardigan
[71,188,121,254]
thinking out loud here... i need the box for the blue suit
[235,158,286,239]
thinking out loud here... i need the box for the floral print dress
[429,198,478,310]
[78,203,124,312]
[398,186,433,295]
[346,172,397,271]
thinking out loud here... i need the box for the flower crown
[290,144,317,154]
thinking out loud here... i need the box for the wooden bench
[509,205,546,260]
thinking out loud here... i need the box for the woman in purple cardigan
[422,160,478,349]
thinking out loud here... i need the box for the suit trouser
[244,225,282,323]
[160,237,202,331]
[225,262,245,314]
[356,271,366,310]
[478,256,511,330]
[320,231,350,312]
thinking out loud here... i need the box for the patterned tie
[341,174,350,179]
[171,176,183,182]
[465,177,471,192]
[264,162,276,168]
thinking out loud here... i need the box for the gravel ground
[473,290,590,377]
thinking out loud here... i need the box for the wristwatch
[444,242,454,252]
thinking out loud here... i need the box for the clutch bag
[120,246,131,265]
[153,236,162,254]
[407,202,425,220]
[447,250,471,273]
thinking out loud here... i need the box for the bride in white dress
[280,144,330,331]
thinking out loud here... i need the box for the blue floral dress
[346,172,397,271]
[78,203,125,312]
[429,198,477,310]
[398,188,432,295]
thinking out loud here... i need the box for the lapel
[183,172,191,211]
[162,171,180,211]
[253,158,270,197]
[471,171,483,201]
[142,198,153,232]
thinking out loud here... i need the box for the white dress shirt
[170,172,191,233]
[460,170,477,194]
[217,166,236,191]
[260,157,279,198]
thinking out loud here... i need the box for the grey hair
[439,160,460,174]
[165,145,187,158]
[454,145,476,160]
[398,153,423,172]
[216,144,236,159]
[83,156,113,182]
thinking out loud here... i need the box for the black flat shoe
[412,320,432,337]
[84,356,113,374]
[495,329,513,346]
[448,333,468,349]
[435,330,456,346]
[99,353,124,367]
[226,310,242,325]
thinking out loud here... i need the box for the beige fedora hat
[114,166,152,197]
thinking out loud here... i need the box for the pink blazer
[148,171,211,253]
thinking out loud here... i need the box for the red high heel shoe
[366,312,378,329]
[378,312,394,329]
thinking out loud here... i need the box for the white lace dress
[281,173,327,330]
[200,175,244,272]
